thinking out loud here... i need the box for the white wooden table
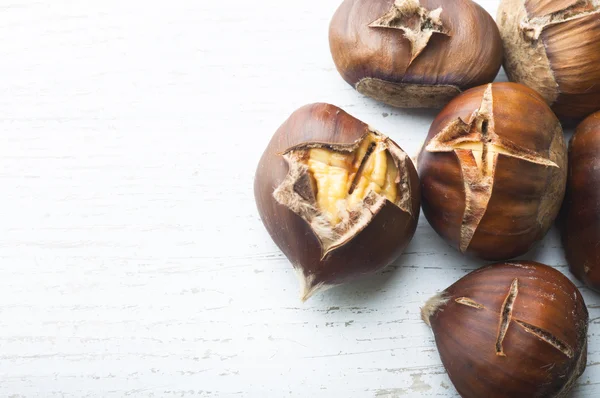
[1,0,598,396]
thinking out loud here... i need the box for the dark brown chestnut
[417,82,567,260]
[422,261,589,398]
[562,111,600,291]
[329,0,503,108]
[254,103,420,301]
[497,0,600,120]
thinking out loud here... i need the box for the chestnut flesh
[254,103,420,301]
[418,82,567,260]
[329,0,503,108]
[562,111,600,291]
[422,261,589,398]
[497,0,600,119]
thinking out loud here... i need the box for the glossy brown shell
[428,261,588,398]
[329,0,503,106]
[418,83,567,260]
[254,103,420,289]
[562,111,600,291]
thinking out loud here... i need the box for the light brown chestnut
[422,261,589,398]
[329,0,503,108]
[562,111,600,291]
[254,103,420,301]
[418,82,567,260]
[497,0,600,119]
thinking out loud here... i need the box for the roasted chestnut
[417,82,567,260]
[562,111,600,291]
[329,0,503,108]
[254,103,420,301]
[422,261,589,398]
[497,0,600,119]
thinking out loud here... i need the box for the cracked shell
[497,0,600,119]
[254,103,420,301]
[561,111,600,291]
[329,0,503,108]
[418,82,567,260]
[422,261,589,398]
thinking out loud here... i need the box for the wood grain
[0,0,597,396]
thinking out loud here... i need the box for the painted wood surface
[0,0,598,396]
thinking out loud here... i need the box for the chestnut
[497,0,600,119]
[254,103,420,301]
[422,261,589,398]
[561,111,600,291]
[417,82,567,260]
[329,0,503,108]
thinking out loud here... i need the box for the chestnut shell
[423,261,588,398]
[562,111,600,291]
[497,0,600,119]
[329,0,503,108]
[254,103,420,299]
[418,83,567,260]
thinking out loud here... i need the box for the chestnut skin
[254,103,420,301]
[329,0,503,109]
[498,0,600,120]
[418,83,567,260]
[422,261,589,398]
[562,111,600,291]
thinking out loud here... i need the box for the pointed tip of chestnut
[299,286,316,303]
[296,268,330,303]
[299,287,321,303]
[420,292,448,327]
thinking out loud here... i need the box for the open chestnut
[562,111,600,291]
[329,0,503,108]
[422,261,588,398]
[497,0,600,119]
[254,103,420,301]
[418,83,567,260]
